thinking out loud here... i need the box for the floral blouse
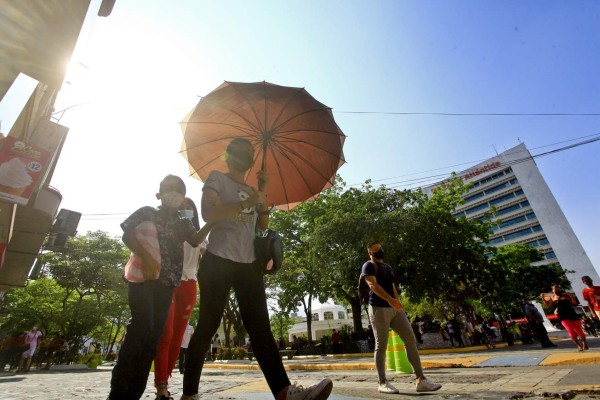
[121,206,195,287]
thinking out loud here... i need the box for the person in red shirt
[581,276,600,320]
[331,329,341,354]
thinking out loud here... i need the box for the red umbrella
[180,81,346,209]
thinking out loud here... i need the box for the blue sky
[6,1,598,277]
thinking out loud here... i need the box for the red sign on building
[0,137,50,205]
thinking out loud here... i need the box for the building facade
[0,0,116,292]
[423,143,599,299]
[288,304,369,342]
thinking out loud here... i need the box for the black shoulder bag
[254,226,284,275]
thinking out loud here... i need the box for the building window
[497,215,527,229]
[338,311,345,319]
[324,311,334,320]
[489,237,504,245]
[484,181,510,196]
[465,202,489,215]
[495,203,521,217]
[489,192,517,206]
[503,227,534,241]
[544,251,556,260]
[312,313,319,321]
[464,191,485,204]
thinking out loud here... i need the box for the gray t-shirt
[204,170,257,264]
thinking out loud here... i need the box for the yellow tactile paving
[421,356,492,368]
[540,352,600,366]
[284,362,375,371]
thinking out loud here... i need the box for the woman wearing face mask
[154,197,211,400]
[108,176,211,400]
[182,138,333,400]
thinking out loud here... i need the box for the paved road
[1,337,599,399]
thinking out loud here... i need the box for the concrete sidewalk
[2,336,598,399]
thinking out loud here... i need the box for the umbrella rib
[182,110,260,137]
[228,82,266,134]
[272,106,334,133]
[269,86,306,132]
[270,134,346,161]
[269,139,340,193]
[267,142,325,206]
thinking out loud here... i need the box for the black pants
[179,347,187,372]
[530,321,552,346]
[183,252,290,396]
[109,281,173,400]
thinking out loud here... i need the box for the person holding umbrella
[182,138,333,400]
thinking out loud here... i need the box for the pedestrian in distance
[108,175,212,400]
[181,138,332,400]
[179,324,194,373]
[524,300,557,348]
[16,324,42,373]
[581,276,600,322]
[331,329,341,354]
[366,324,375,351]
[154,197,210,400]
[210,333,220,361]
[361,241,442,394]
[580,315,598,337]
[451,319,465,348]
[542,284,589,351]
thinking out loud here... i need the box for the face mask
[371,249,384,259]
[179,209,194,219]
[161,192,184,209]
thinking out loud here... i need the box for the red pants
[560,319,586,340]
[154,279,197,385]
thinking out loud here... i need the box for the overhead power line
[378,135,600,191]
[336,111,600,116]
[77,134,599,220]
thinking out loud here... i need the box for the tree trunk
[351,300,365,336]
[301,297,313,343]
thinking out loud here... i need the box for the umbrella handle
[258,141,268,192]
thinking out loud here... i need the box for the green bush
[231,346,247,360]
[216,346,248,360]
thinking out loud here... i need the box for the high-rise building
[423,143,599,299]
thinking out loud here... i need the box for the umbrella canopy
[180,81,346,209]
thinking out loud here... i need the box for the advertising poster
[0,137,50,205]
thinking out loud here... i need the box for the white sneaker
[285,379,333,400]
[416,378,442,392]
[378,380,399,394]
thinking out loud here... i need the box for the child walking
[108,175,210,400]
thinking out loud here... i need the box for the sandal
[156,383,173,400]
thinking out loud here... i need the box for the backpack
[358,261,378,304]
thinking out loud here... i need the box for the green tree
[37,231,128,353]
[0,277,65,335]
[267,194,341,342]
[483,243,571,316]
